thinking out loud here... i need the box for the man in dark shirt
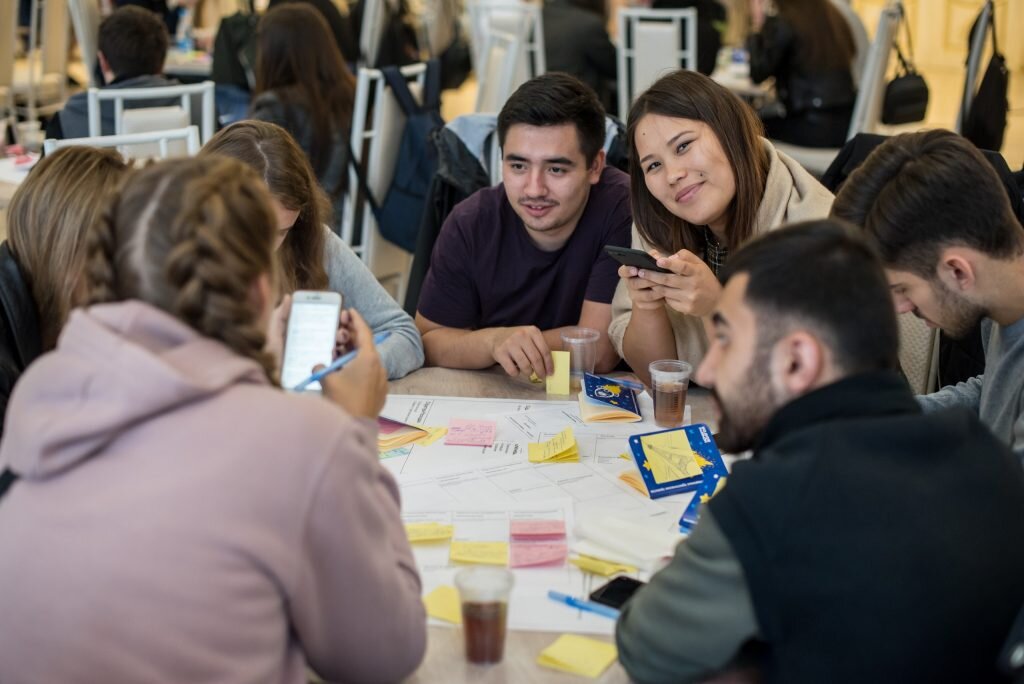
[415,73,631,378]
[616,220,1024,683]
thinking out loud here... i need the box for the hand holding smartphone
[281,290,343,392]
[604,245,673,274]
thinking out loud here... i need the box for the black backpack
[359,61,444,252]
[962,8,1009,152]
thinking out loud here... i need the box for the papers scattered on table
[569,554,638,577]
[405,522,454,543]
[528,428,579,463]
[537,634,618,678]
[423,585,462,624]
[445,418,498,447]
[510,516,568,568]
[449,541,509,565]
[546,351,571,395]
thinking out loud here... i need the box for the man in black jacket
[616,219,1024,683]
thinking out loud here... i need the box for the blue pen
[292,331,391,391]
[547,590,621,620]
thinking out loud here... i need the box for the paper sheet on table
[449,541,509,565]
[405,522,454,543]
[445,418,497,447]
[537,634,618,678]
[528,428,579,463]
[423,585,462,624]
[574,513,683,571]
[638,430,701,484]
[546,351,571,395]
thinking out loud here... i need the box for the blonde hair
[83,157,279,380]
[7,146,129,349]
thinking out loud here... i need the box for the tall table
[389,367,715,684]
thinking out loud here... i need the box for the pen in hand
[292,331,391,391]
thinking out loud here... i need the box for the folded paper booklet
[626,424,727,499]
[378,416,430,451]
[679,473,728,533]
[577,373,642,423]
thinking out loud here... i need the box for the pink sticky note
[509,541,569,568]
[510,519,566,541]
[444,418,497,447]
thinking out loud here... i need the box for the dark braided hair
[83,157,280,381]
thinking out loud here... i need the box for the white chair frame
[616,7,697,120]
[343,63,429,303]
[358,0,389,67]
[467,0,544,80]
[0,0,17,131]
[956,0,993,134]
[67,0,101,87]
[17,0,68,121]
[87,80,216,143]
[43,125,202,158]
[474,29,521,113]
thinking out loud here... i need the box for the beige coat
[608,139,835,367]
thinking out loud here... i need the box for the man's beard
[931,278,986,340]
[713,341,781,454]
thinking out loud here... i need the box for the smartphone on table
[603,245,672,274]
[589,576,646,609]
[281,291,343,392]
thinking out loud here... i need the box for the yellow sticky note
[405,522,454,543]
[537,634,618,678]
[414,426,448,447]
[618,452,631,460]
[546,351,571,395]
[449,541,509,565]
[639,431,701,484]
[569,554,637,577]
[528,428,580,463]
[423,585,462,624]
[617,471,648,497]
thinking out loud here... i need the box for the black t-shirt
[418,166,631,331]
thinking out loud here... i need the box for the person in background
[832,129,1024,463]
[649,0,726,76]
[202,120,424,379]
[0,157,427,682]
[249,3,356,231]
[747,0,856,148]
[415,73,631,379]
[543,0,618,113]
[0,146,129,438]
[47,6,202,140]
[616,220,1024,683]
[610,69,832,385]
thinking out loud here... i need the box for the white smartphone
[281,290,343,392]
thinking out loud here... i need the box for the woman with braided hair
[201,119,425,380]
[0,157,427,682]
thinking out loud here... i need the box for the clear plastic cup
[649,360,692,427]
[15,121,43,154]
[454,567,514,665]
[561,327,600,391]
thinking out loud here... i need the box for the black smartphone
[589,576,646,609]
[603,245,672,274]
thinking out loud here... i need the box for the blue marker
[292,331,391,391]
[547,590,621,620]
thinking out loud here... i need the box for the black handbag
[882,14,929,125]
[962,7,1009,151]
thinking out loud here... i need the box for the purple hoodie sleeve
[289,417,426,682]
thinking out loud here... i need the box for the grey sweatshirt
[323,230,424,379]
[918,317,1024,464]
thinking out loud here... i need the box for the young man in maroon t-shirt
[415,74,632,379]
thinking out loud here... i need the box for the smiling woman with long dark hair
[608,70,834,385]
[250,2,356,230]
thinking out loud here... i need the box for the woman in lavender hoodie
[0,157,427,683]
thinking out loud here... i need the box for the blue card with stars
[627,424,726,500]
[577,373,642,423]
